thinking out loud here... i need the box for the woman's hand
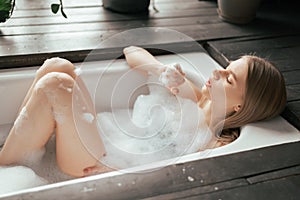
[159,63,186,95]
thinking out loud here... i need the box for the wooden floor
[0,0,300,199]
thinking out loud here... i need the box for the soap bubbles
[73,27,226,173]
[0,166,47,195]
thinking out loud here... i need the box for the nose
[213,69,227,80]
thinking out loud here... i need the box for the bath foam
[97,74,212,169]
[20,147,46,167]
[159,63,185,89]
[52,105,70,125]
[37,74,73,125]
[0,166,48,195]
[82,113,95,124]
[34,73,59,105]
[53,110,65,124]
[74,67,82,76]
[58,82,72,93]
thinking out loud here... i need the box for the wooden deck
[0,0,300,199]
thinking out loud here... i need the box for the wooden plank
[2,141,300,200]
[14,0,101,9]
[0,15,221,36]
[206,35,300,54]
[11,7,103,18]
[183,175,300,200]
[143,179,249,200]
[282,70,300,85]
[246,165,300,184]
[1,23,296,60]
[287,85,300,102]
[3,8,218,27]
[10,6,214,19]
[0,41,205,68]
[207,35,300,72]
[14,0,205,10]
[1,0,299,63]
[282,103,300,130]
[11,1,215,18]
[146,166,300,200]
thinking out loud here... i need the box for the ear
[234,105,241,112]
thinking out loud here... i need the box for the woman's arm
[123,46,203,101]
[181,68,204,101]
[123,46,163,76]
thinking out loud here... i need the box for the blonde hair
[217,55,287,146]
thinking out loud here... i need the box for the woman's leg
[0,58,107,177]
[19,58,79,110]
[39,72,106,177]
[0,76,55,165]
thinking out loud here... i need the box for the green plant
[0,0,66,23]
[51,0,67,18]
[0,0,15,22]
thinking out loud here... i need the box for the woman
[0,46,286,177]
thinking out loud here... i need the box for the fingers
[159,63,186,95]
[174,63,185,76]
[162,66,185,85]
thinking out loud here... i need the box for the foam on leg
[20,147,46,167]
[82,113,95,124]
[35,72,74,125]
[74,67,82,76]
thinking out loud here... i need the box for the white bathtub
[0,52,299,199]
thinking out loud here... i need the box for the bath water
[97,73,212,170]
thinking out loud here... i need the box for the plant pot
[217,0,262,24]
[103,0,151,13]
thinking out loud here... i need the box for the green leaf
[51,3,60,14]
[0,0,15,23]
[0,10,9,23]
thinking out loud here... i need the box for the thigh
[0,79,55,165]
[41,72,106,177]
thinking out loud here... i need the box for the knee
[37,57,76,79]
[34,72,75,95]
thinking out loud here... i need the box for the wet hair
[217,55,287,146]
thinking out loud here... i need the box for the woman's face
[202,58,248,115]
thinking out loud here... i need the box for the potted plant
[217,0,262,24]
[103,0,151,13]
